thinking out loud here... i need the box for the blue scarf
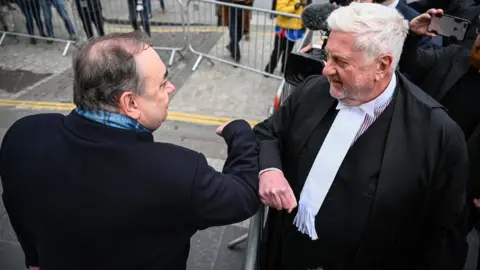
[75,107,151,133]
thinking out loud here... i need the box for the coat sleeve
[0,125,39,268]
[252,76,319,171]
[399,33,452,90]
[190,120,261,229]
[421,120,469,270]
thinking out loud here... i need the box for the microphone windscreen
[301,3,338,31]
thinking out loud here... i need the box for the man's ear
[118,91,141,120]
[375,54,393,80]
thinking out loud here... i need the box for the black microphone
[284,3,338,86]
[301,3,338,31]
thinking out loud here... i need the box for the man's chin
[329,87,346,100]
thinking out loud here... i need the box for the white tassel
[293,203,318,240]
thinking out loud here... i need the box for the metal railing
[0,0,187,64]
[0,0,81,55]
[185,0,302,79]
[1,0,308,71]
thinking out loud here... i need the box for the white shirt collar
[388,0,400,8]
[336,74,396,117]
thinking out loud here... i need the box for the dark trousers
[227,6,243,62]
[128,0,150,36]
[17,0,45,36]
[265,34,295,73]
[77,7,104,39]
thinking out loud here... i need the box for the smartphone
[428,14,470,41]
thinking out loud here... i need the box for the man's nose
[322,62,334,77]
[167,82,176,94]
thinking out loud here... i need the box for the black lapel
[437,54,471,101]
[291,87,335,161]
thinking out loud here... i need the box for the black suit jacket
[408,0,461,13]
[400,33,480,224]
[254,74,468,270]
[399,34,471,102]
[0,111,260,270]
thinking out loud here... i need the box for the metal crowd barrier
[185,0,302,79]
[0,0,187,64]
[0,0,82,55]
[227,28,315,270]
[100,0,188,66]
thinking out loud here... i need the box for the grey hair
[327,2,409,71]
[72,31,152,111]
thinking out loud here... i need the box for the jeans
[228,6,243,62]
[16,0,46,36]
[39,0,76,37]
[265,34,296,73]
[128,0,150,36]
[147,0,165,13]
[77,7,104,39]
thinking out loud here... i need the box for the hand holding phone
[428,13,470,41]
[409,9,444,38]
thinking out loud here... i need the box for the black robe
[253,73,469,270]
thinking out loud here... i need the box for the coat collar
[63,110,154,143]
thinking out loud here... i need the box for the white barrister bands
[293,105,366,240]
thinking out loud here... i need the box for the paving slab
[0,68,51,93]
[168,30,283,121]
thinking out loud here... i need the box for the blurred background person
[14,0,46,44]
[39,0,77,41]
[147,0,166,18]
[264,0,306,75]
[128,0,151,36]
[75,0,104,39]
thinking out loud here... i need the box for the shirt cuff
[259,168,283,176]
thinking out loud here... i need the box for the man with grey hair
[254,3,468,270]
[0,31,261,269]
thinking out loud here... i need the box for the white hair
[326,2,409,71]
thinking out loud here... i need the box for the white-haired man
[254,3,468,270]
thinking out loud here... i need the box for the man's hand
[409,9,443,37]
[473,198,480,209]
[216,121,232,136]
[259,170,297,212]
[299,39,324,53]
[31,267,40,270]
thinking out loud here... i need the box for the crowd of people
[0,0,168,44]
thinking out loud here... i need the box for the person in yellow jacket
[264,0,307,75]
